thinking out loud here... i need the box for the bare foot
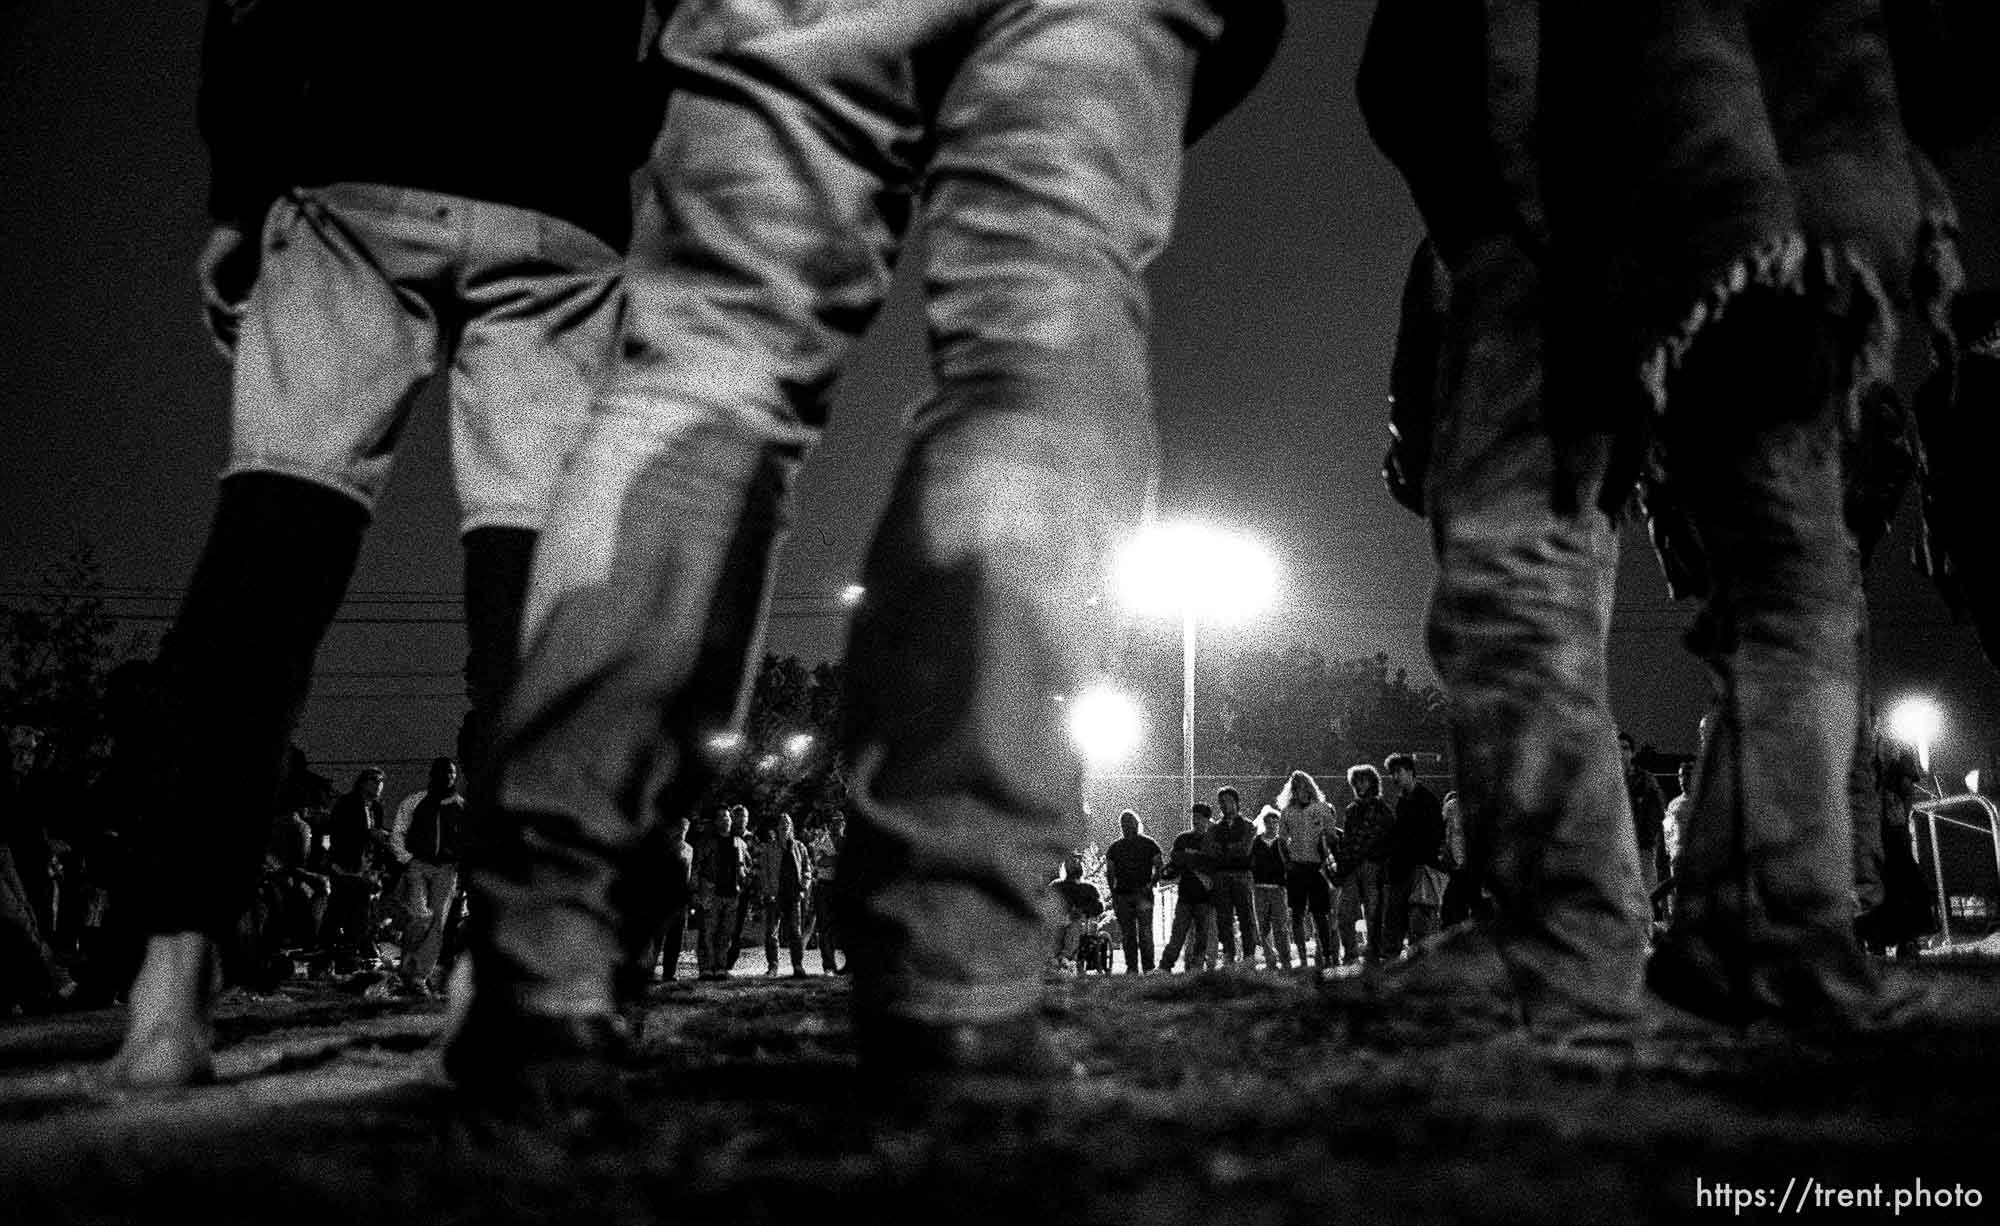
[102,932,219,1091]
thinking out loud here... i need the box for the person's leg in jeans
[701,896,736,978]
[1400,232,1648,1037]
[783,892,807,973]
[1186,900,1218,972]
[838,2,1217,1056]
[1287,869,1313,965]
[656,899,689,981]
[1113,892,1153,973]
[454,0,1234,1086]
[1330,883,1357,965]
[763,895,784,974]
[1379,865,1414,960]
[1254,883,1291,968]
[1226,874,1260,965]
[1648,293,1923,1029]
[814,886,840,974]
[1158,890,1194,972]
[401,862,461,990]
[458,0,909,1039]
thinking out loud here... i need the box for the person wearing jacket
[759,814,813,978]
[1204,787,1261,966]
[1336,765,1397,967]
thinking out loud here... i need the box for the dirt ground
[2,956,1998,1225]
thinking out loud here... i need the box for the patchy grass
[1,964,1997,1223]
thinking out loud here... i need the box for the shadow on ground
[2,962,1996,1224]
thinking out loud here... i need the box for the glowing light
[1068,686,1142,767]
[705,732,744,753]
[839,584,866,607]
[1113,522,1276,621]
[1887,696,1944,773]
[784,732,815,758]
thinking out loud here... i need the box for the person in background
[1274,770,1337,970]
[1104,809,1164,975]
[1250,805,1293,970]
[1205,787,1260,967]
[808,812,846,976]
[1158,804,1219,975]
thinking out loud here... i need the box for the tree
[0,545,145,774]
[1189,642,1447,781]
[702,654,848,830]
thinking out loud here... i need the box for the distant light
[757,753,781,772]
[784,732,815,758]
[1968,769,1982,795]
[1068,686,1141,767]
[1113,522,1276,621]
[706,732,744,753]
[839,584,866,607]
[1887,696,1944,772]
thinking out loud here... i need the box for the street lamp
[1888,695,1943,771]
[1887,695,1944,794]
[784,732,815,758]
[1066,686,1142,767]
[1113,522,1276,813]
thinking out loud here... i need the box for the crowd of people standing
[1077,755,1454,976]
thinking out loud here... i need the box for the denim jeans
[1111,891,1155,973]
[763,892,807,972]
[1209,870,1259,964]
[1426,232,1889,1030]
[1252,883,1291,968]
[398,860,460,988]
[1159,888,1216,972]
[470,0,1241,1026]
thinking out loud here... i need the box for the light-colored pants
[1252,883,1291,968]
[398,859,460,987]
[231,183,622,533]
[471,0,1239,1027]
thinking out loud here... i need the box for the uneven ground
[2,958,1997,1225]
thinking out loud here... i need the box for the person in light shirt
[1274,771,1337,970]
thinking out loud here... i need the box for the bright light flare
[1068,686,1142,766]
[1887,695,1944,772]
[1113,522,1276,621]
[705,732,744,753]
[839,584,866,607]
[784,732,815,758]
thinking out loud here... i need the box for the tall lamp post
[1113,522,1276,814]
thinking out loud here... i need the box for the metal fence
[1913,793,2000,944]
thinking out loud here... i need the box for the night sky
[4,1,1996,792]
